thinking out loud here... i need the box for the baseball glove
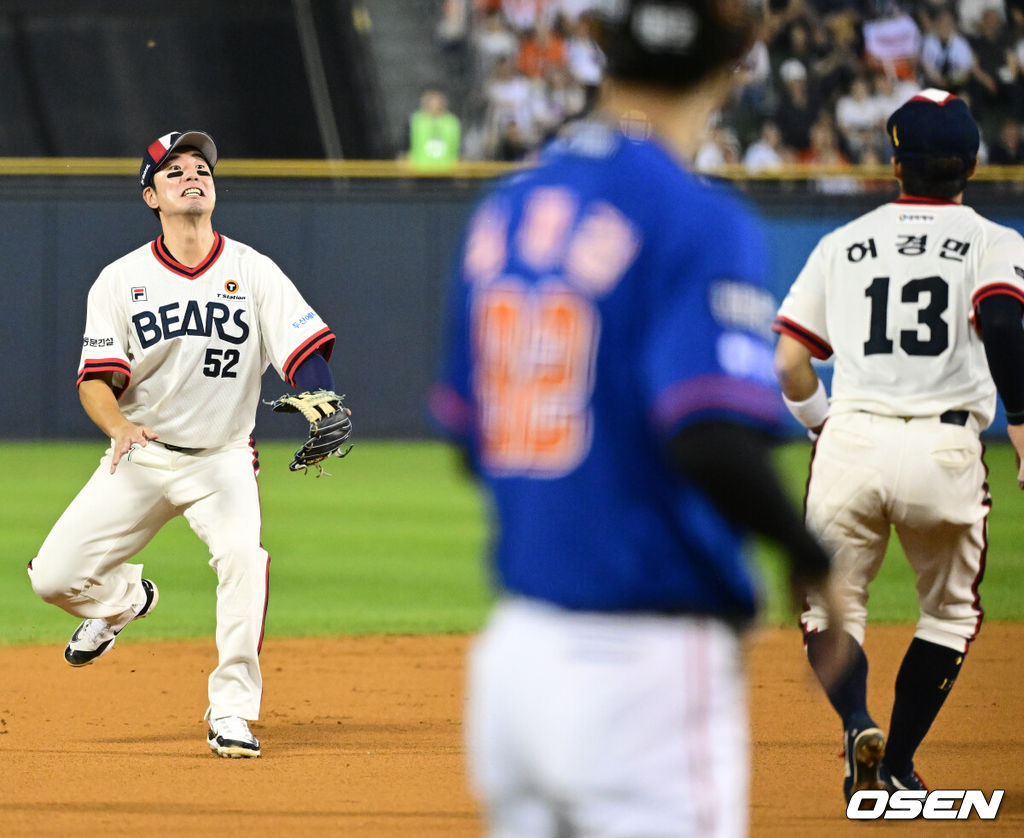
[268,390,353,474]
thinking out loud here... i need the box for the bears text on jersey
[131,300,250,349]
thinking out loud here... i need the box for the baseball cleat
[880,764,928,793]
[207,716,261,758]
[843,725,887,802]
[64,578,159,667]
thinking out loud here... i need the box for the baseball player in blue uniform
[431,2,845,834]
[775,91,1024,801]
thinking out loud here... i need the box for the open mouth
[182,188,203,197]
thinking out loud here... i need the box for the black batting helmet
[592,0,762,89]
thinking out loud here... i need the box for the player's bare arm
[774,333,818,399]
[774,334,828,433]
[79,374,157,473]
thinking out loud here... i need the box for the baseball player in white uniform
[27,130,339,758]
[774,90,1024,801]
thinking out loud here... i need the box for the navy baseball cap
[139,130,218,189]
[886,89,979,164]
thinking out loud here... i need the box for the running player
[774,89,1024,801]
[430,2,845,835]
[27,130,339,759]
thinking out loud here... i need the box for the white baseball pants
[466,598,749,838]
[28,439,268,720]
[801,411,989,653]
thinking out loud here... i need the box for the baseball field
[1,439,1021,836]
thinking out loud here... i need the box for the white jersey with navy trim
[775,199,1024,428]
[77,233,335,448]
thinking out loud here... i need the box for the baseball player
[774,90,1024,802]
[27,130,340,759]
[431,2,846,835]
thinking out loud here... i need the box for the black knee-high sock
[806,630,872,728]
[885,638,965,776]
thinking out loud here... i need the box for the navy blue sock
[884,638,965,776]
[806,629,873,729]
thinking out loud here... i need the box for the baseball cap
[886,89,979,164]
[139,130,218,189]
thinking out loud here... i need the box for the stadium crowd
[434,0,1024,168]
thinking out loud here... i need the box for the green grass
[2,439,1022,646]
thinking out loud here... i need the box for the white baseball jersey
[77,233,334,448]
[775,199,1024,428]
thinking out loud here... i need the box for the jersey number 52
[202,347,240,378]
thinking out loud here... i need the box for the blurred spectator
[836,75,884,161]
[743,120,789,172]
[438,0,470,45]
[557,0,596,23]
[958,0,1009,36]
[772,19,819,83]
[483,56,539,158]
[736,37,775,111]
[987,116,1024,160]
[798,115,849,164]
[473,10,519,78]
[438,0,473,99]
[920,9,975,92]
[530,66,587,143]
[517,20,567,78]
[863,5,922,81]
[502,0,559,32]
[405,87,462,168]
[565,13,605,109]
[1004,27,1024,116]
[694,121,742,171]
[776,58,823,152]
[810,12,865,104]
[868,69,919,119]
[494,119,533,160]
[968,7,1014,122]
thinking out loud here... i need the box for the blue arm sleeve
[292,351,335,392]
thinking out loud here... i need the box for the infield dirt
[0,624,1020,836]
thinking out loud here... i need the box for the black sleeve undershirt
[668,420,831,581]
[977,294,1024,424]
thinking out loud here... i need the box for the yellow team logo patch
[224,280,239,294]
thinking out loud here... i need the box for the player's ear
[891,157,901,181]
[142,185,160,211]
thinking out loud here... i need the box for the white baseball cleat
[207,715,261,758]
[64,578,159,667]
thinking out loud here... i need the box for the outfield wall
[3,176,1021,439]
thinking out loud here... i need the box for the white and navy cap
[139,130,218,189]
[887,89,979,165]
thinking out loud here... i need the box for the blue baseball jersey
[431,121,783,618]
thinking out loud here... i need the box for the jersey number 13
[864,275,949,357]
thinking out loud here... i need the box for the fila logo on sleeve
[132,287,148,302]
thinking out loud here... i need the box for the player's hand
[110,423,158,474]
[1006,424,1024,489]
